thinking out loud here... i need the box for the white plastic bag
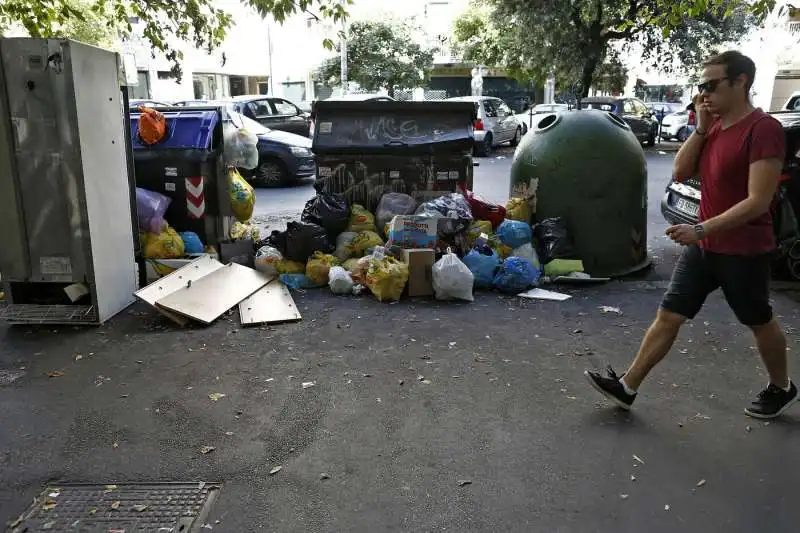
[432,250,474,302]
[335,231,358,261]
[223,123,259,170]
[328,266,354,295]
[511,242,541,271]
[255,246,282,276]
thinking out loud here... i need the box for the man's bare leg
[584,308,686,410]
[623,309,687,391]
[751,318,789,388]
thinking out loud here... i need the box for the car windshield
[582,102,614,111]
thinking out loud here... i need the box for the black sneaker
[744,381,798,419]
[584,366,636,410]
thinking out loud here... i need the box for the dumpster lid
[129,108,221,150]
[312,100,476,154]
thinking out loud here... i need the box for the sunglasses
[697,77,730,94]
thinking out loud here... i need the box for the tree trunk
[580,51,601,99]
[387,86,395,98]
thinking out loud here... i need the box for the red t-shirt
[697,109,785,255]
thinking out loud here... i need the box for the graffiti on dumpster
[321,116,466,147]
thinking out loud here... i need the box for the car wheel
[475,133,492,157]
[510,127,522,147]
[254,159,288,188]
[677,127,689,142]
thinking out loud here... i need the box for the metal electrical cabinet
[0,38,137,325]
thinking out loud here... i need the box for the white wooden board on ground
[518,288,572,301]
[134,255,226,325]
[155,263,273,325]
[238,280,302,326]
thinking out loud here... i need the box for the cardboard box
[402,249,435,297]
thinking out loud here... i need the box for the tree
[317,20,436,98]
[452,0,774,98]
[0,0,351,79]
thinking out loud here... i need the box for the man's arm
[700,158,782,236]
[673,129,707,182]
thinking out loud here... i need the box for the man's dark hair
[703,51,756,92]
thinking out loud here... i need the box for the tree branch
[569,0,585,31]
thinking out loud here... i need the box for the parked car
[578,96,659,146]
[661,110,800,227]
[646,102,684,124]
[129,99,171,109]
[660,110,692,141]
[309,93,395,138]
[784,91,800,111]
[446,96,522,156]
[175,96,312,137]
[224,110,314,187]
[516,103,569,134]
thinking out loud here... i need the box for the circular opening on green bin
[605,112,629,129]
[536,113,559,131]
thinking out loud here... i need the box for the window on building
[157,71,176,80]
[129,70,150,99]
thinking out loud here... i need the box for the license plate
[675,197,699,217]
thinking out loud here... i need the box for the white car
[515,103,569,134]
[660,110,691,142]
[785,91,800,111]
[446,96,522,156]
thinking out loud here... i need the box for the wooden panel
[134,255,225,325]
[154,263,272,325]
[238,280,302,326]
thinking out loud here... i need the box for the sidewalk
[1,283,799,532]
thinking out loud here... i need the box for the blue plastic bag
[496,220,532,249]
[462,249,502,289]
[492,256,541,293]
[180,231,204,254]
[279,273,325,290]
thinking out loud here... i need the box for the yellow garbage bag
[345,230,384,258]
[346,204,377,233]
[342,258,361,273]
[366,257,409,302]
[506,197,531,222]
[230,220,260,241]
[143,226,185,259]
[488,234,512,259]
[228,168,255,223]
[467,220,493,247]
[277,259,306,274]
[306,252,339,285]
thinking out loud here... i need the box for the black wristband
[695,128,706,137]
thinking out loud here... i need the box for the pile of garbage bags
[136,187,207,260]
[250,187,587,303]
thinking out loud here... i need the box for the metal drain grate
[7,482,221,533]
[0,304,99,325]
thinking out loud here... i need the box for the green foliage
[451,0,774,97]
[0,0,351,80]
[317,20,436,97]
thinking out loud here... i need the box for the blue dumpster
[129,107,232,247]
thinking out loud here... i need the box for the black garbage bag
[533,217,576,264]
[414,193,473,237]
[285,221,334,263]
[301,184,350,236]
[257,230,288,256]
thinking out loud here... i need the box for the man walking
[585,51,796,419]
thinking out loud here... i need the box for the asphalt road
[253,145,681,279]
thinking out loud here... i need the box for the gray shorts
[661,244,773,326]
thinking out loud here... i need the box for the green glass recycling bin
[510,110,651,277]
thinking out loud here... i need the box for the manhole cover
[6,482,221,533]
